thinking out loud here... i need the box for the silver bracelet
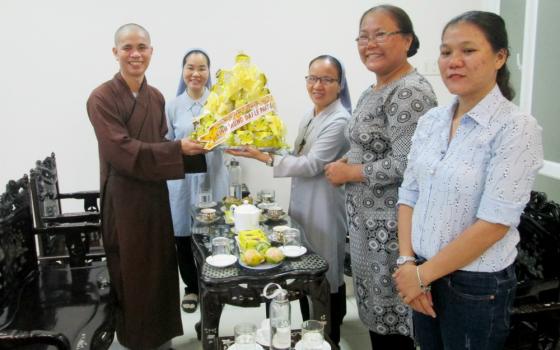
[416,265,431,293]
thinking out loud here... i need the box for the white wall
[0,0,493,210]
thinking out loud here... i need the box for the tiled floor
[109,276,371,350]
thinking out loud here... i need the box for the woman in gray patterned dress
[325,5,436,349]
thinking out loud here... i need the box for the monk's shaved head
[114,23,151,47]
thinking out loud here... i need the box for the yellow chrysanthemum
[191,53,287,149]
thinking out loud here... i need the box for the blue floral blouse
[398,85,543,272]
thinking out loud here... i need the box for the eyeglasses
[305,75,338,85]
[355,31,403,45]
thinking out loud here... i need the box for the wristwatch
[396,255,417,266]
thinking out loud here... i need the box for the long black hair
[359,4,419,57]
[443,11,514,101]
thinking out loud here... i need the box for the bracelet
[416,265,431,293]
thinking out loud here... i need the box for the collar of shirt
[294,99,344,154]
[183,88,210,112]
[447,84,504,128]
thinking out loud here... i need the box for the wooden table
[191,206,331,350]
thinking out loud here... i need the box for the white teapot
[230,200,260,232]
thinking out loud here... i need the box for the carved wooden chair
[505,191,560,350]
[29,153,103,266]
[0,175,115,350]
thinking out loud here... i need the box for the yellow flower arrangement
[192,53,287,150]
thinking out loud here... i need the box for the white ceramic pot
[230,200,260,232]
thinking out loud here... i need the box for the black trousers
[299,283,347,347]
[174,236,199,295]
[369,331,415,350]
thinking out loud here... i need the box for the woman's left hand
[393,264,426,304]
[394,264,436,317]
[409,292,436,318]
[324,161,349,186]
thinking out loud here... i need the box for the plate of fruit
[237,229,285,269]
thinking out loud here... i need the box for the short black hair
[359,4,419,57]
[308,55,342,82]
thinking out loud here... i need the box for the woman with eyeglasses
[394,11,543,349]
[227,55,351,347]
[324,5,436,349]
[165,49,229,314]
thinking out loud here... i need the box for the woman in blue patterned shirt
[394,11,544,349]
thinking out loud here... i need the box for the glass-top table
[190,203,331,350]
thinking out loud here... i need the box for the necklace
[296,117,315,155]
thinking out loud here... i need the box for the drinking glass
[234,322,257,350]
[198,191,213,205]
[301,320,324,350]
[258,189,275,203]
[211,237,231,256]
[283,228,301,248]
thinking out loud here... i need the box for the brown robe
[87,73,204,349]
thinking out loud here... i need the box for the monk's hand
[181,138,208,155]
[324,161,348,187]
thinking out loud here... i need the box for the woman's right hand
[226,146,269,163]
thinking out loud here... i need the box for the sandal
[181,293,198,313]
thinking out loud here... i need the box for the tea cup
[272,225,290,242]
[267,206,284,219]
[200,208,217,221]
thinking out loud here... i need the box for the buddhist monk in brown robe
[86,23,207,349]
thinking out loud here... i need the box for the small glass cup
[234,322,257,350]
[283,228,301,248]
[198,191,213,205]
[258,189,275,203]
[301,320,324,350]
[211,237,231,256]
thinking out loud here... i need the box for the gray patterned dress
[345,70,437,335]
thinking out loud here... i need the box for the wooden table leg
[200,286,224,350]
[307,277,333,347]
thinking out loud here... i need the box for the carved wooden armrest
[0,329,70,350]
[42,211,100,224]
[57,190,99,200]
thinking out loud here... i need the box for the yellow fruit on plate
[265,247,285,264]
[255,241,271,254]
[241,248,265,266]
